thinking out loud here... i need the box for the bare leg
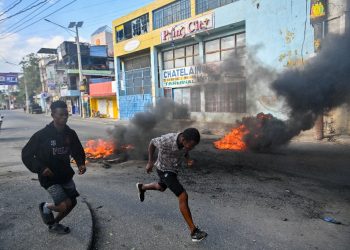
[178,191,196,234]
[141,182,165,191]
[47,198,77,223]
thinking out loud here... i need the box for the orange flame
[214,124,249,151]
[84,139,115,159]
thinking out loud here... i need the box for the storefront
[89,81,118,119]
[113,0,314,122]
[60,88,80,115]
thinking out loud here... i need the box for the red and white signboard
[160,13,214,43]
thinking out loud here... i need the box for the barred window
[153,0,191,29]
[190,86,201,112]
[205,82,246,113]
[196,0,238,14]
[162,44,199,70]
[116,14,149,42]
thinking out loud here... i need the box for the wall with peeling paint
[215,0,315,69]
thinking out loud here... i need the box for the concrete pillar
[150,46,160,106]
[114,56,121,119]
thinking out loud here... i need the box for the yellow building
[113,0,248,121]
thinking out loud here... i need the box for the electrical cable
[0,0,54,35]
[0,0,49,22]
[0,0,78,40]
[0,0,23,18]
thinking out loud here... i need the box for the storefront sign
[0,73,18,85]
[161,13,214,43]
[161,65,203,88]
[124,39,140,52]
[310,0,326,23]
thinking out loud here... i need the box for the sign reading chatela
[161,13,214,43]
[161,65,203,88]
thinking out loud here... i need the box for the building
[311,0,350,137]
[88,26,117,119]
[112,0,315,121]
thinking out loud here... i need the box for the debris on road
[322,216,342,224]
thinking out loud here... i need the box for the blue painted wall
[214,0,314,69]
[118,94,153,120]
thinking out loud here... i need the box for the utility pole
[68,21,85,118]
[24,76,30,113]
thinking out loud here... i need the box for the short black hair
[182,128,200,144]
[50,100,67,112]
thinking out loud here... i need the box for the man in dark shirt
[136,128,207,242]
[22,100,86,234]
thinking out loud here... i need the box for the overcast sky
[0,0,153,72]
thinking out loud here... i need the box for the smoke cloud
[108,98,191,159]
[245,31,350,150]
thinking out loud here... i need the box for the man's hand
[42,168,54,177]
[78,165,86,175]
[187,159,195,167]
[146,161,154,174]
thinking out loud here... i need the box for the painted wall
[113,0,314,68]
[112,0,316,121]
[118,94,152,120]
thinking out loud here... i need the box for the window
[196,0,238,14]
[116,14,149,42]
[204,33,245,63]
[205,82,246,113]
[190,86,201,112]
[162,44,199,70]
[119,55,151,96]
[153,0,191,29]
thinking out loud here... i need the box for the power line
[0,55,19,66]
[0,0,23,18]
[0,0,78,40]
[0,0,49,22]
[0,0,61,35]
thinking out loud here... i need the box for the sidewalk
[0,173,93,250]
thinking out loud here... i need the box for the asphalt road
[1,110,349,250]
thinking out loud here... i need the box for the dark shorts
[157,169,185,197]
[46,180,79,205]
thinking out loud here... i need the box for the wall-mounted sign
[310,0,326,23]
[124,39,140,52]
[0,73,18,85]
[161,65,203,88]
[161,13,214,43]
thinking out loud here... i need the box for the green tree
[17,53,41,104]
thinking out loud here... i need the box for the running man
[136,128,207,242]
[22,100,86,234]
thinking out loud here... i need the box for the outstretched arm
[70,131,86,175]
[146,142,156,173]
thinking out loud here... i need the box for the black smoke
[107,98,190,159]
[244,31,350,150]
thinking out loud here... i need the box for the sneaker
[136,182,145,202]
[39,202,55,225]
[191,227,207,242]
[48,223,70,234]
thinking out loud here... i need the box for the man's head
[50,100,68,126]
[180,128,200,151]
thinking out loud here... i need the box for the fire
[84,139,115,159]
[214,124,249,151]
[214,112,276,151]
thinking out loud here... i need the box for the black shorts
[157,169,185,197]
[46,180,79,205]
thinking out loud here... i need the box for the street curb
[82,199,96,250]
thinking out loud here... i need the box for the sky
[0,0,153,73]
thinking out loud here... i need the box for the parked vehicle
[28,103,43,114]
